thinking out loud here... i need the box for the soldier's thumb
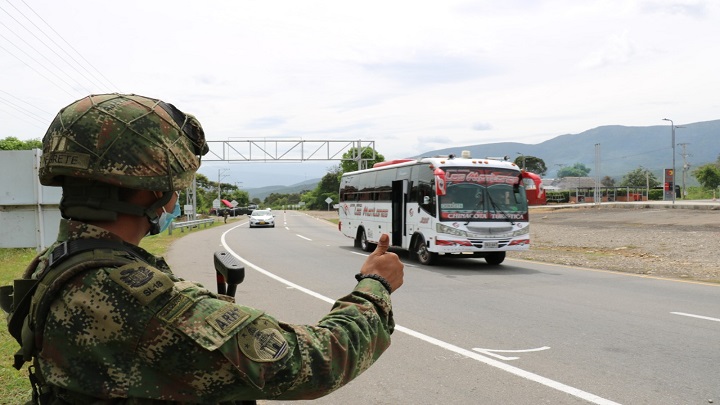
[372,234,390,256]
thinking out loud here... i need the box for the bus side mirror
[423,196,430,205]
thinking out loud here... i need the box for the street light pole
[662,118,676,205]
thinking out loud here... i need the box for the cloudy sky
[1,0,718,185]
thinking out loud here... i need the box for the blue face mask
[158,200,181,233]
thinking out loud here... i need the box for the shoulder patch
[237,317,289,363]
[207,305,250,336]
[108,263,173,305]
[157,293,195,323]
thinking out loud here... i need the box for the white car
[248,209,275,228]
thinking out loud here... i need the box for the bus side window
[417,166,436,217]
[409,166,419,203]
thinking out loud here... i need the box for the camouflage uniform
[28,219,393,402]
[4,94,398,403]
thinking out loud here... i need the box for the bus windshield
[439,167,528,222]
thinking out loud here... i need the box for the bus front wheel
[484,252,506,265]
[416,238,436,265]
[358,228,376,252]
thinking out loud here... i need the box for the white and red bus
[338,151,530,265]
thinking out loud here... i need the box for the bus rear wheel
[416,237,436,265]
[484,252,506,265]
[358,228,376,252]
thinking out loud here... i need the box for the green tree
[192,173,215,213]
[557,163,591,178]
[264,192,288,207]
[341,147,385,173]
[302,166,342,209]
[300,189,318,209]
[514,156,547,176]
[692,164,720,190]
[0,136,42,150]
[601,176,616,187]
[227,189,249,206]
[618,167,659,188]
[263,192,302,209]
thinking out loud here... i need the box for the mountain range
[244,119,720,200]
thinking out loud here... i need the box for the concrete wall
[0,150,62,250]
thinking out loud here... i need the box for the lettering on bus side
[445,212,525,220]
[447,172,519,185]
[360,207,389,218]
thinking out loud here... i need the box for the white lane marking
[671,312,720,323]
[395,326,619,405]
[473,346,551,361]
[219,226,619,405]
[296,234,312,241]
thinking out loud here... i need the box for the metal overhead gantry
[204,139,376,170]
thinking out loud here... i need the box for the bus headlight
[512,225,530,237]
[436,223,468,237]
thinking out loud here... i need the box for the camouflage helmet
[39,93,209,191]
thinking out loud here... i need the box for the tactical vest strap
[46,239,143,273]
[6,239,145,370]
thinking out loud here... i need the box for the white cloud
[1,0,719,185]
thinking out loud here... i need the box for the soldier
[3,94,403,403]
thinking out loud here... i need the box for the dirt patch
[508,206,720,283]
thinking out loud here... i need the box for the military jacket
[27,220,394,403]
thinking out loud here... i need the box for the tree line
[4,137,718,207]
[514,154,720,192]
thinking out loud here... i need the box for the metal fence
[0,150,62,250]
[168,218,216,235]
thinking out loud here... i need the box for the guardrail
[168,218,216,235]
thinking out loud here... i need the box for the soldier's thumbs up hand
[360,234,404,293]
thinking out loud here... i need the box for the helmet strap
[145,191,173,235]
[60,180,122,222]
[60,178,173,235]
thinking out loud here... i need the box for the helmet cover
[39,93,208,191]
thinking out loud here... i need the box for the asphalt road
[167,211,720,404]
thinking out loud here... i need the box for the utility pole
[678,143,691,199]
[217,168,230,200]
[594,143,601,205]
[662,119,684,204]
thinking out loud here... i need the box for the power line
[0,93,47,123]
[0,0,122,126]
[0,89,52,116]
[0,3,95,93]
[0,23,90,93]
[16,0,120,91]
[0,41,77,97]
[0,103,46,131]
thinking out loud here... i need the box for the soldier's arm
[265,278,394,400]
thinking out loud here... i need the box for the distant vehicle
[338,150,530,265]
[248,209,275,228]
